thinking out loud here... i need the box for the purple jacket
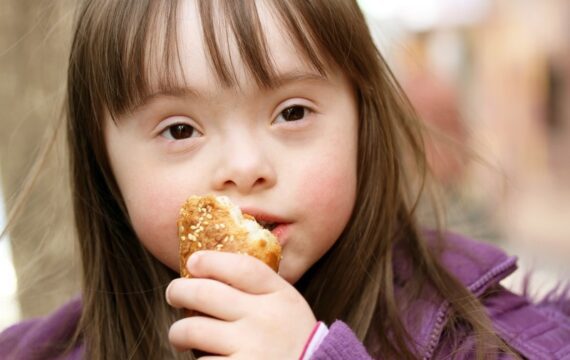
[1,234,569,359]
[313,234,570,359]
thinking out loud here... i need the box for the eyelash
[160,123,201,141]
[274,104,313,124]
[158,104,313,141]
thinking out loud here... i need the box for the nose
[211,131,277,195]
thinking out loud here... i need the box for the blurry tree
[0,0,79,319]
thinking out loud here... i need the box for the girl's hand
[165,251,317,359]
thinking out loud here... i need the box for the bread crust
[178,195,281,278]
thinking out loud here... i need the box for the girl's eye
[275,105,309,123]
[160,124,199,140]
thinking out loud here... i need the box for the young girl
[1,0,569,359]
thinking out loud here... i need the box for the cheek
[121,178,185,272]
[297,134,358,215]
[296,146,357,236]
[300,165,355,210]
[278,148,356,284]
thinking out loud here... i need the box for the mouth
[257,220,278,231]
[252,218,290,246]
[240,208,290,243]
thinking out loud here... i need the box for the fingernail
[165,282,173,306]
[187,252,201,272]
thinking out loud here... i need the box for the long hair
[67,0,510,358]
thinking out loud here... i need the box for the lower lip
[271,224,290,245]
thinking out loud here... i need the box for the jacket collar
[394,232,518,359]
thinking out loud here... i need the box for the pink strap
[299,322,322,360]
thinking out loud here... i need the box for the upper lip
[239,207,290,225]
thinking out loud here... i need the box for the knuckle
[184,319,197,341]
[239,256,257,276]
[190,280,209,306]
[239,254,266,277]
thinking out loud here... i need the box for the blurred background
[1,0,569,331]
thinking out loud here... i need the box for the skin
[104,0,358,357]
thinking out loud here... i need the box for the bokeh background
[1,0,569,331]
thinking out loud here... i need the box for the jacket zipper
[422,257,518,359]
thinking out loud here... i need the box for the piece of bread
[178,195,282,278]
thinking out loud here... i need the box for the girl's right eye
[160,123,200,140]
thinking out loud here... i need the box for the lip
[269,223,290,245]
[240,207,292,246]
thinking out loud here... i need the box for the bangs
[197,0,328,88]
[80,0,348,119]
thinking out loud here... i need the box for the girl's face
[104,1,358,284]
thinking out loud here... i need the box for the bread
[178,195,282,278]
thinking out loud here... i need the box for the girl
[1,0,569,359]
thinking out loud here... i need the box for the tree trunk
[0,0,79,320]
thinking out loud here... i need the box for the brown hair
[66,0,513,358]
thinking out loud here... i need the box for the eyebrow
[135,70,328,110]
[271,71,328,87]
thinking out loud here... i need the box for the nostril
[213,157,276,193]
[223,180,236,189]
[253,178,266,187]
[221,177,267,193]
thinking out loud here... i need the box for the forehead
[154,0,322,93]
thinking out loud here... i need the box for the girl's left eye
[160,123,200,140]
[275,105,310,123]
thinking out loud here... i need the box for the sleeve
[309,321,373,360]
[300,322,329,360]
[0,297,83,359]
[0,320,37,358]
[486,286,570,360]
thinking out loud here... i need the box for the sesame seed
[188,234,197,241]
[179,226,185,233]
[206,214,213,219]
[181,236,186,241]
[220,224,226,229]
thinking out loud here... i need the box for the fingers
[166,278,247,321]
[169,316,235,354]
[186,251,286,294]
